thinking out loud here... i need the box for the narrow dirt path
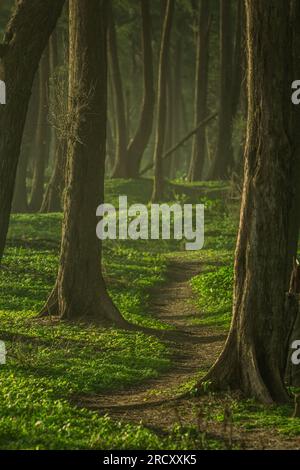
[75,257,300,450]
[78,258,224,410]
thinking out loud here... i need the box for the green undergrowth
[0,179,233,449]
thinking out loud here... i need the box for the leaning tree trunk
[108,3,128,179]
[29,49,50,212]
[188,0,210,182]
[152,0,175,202]
[40,0,127,326]
[210,0,234,180]
[198,0,299,404]
[126,0,155,178]
[0,0,64,263]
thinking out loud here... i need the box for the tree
[108,2,128,179]
[188,0,210,182]
[209,0,234,180]
[40,0,127,326]
[29,48,50,212]
[0,0,64,263]
[198,0,300,404]
[126,0,155,178]
[152,0,175,202]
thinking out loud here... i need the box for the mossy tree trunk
[199,0,299,404]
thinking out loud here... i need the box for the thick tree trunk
[29,49,50,212]
[0,0,64,263]
[210,0,234,180]
[41,0,127,326]
[188,0,210,182]
[152,0,175,202]
[199,0,298,404]
[126,0,155,178]
[108,3,128,179]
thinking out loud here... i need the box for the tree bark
[151,0,175,202]
[40,0,127,326]
[199,0,298,404]
[126,0,155,178]
[188,0,210,182]
[210,0,234,180]
[0,0,64,263]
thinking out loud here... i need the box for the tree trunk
[108,2,128,179]
[40,0,127,326]
[0,0,64,263]
[231,0,243,119]
[12,76,39,213]
[188,0,210,182]
[29,49,50,212]
[210,0,234,180]
[151,0,175,202]
[199,0,298,404]
[40,140,66,213]
[126,0,155,178]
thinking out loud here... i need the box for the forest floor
[76,255,300,450]
[0,179,300,449]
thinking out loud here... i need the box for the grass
[1,178,299,449]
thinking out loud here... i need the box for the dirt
[75,257,300,450]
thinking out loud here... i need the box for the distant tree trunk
[12,76,39,213]
[29,49,50,212]
[199,0,298,404]
[188,0,210,182]
[231,0,242,118]
[126,0,155,178]
[163,61,174,179]
[0,0,64,263]
[152,0,175,202]
[40,0,127,326]
[40,140,66,213]
[171,38,183,177]
[48,30,59,164]
[210,0,234,180]
[108,3,128,179]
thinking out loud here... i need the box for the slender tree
[0,0,64,263]
[198,0,300,404]
[188,0,210,182]
[152,0,175,202]
[126,0,155,178]
[29,48,50,212]
[210,0,234,179]
[108,2,128,179]
[40,0,127,326]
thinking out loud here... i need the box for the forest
[0,0,300,454]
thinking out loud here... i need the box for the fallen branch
[139,111,218,176]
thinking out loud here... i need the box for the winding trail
[75,257,300,450]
